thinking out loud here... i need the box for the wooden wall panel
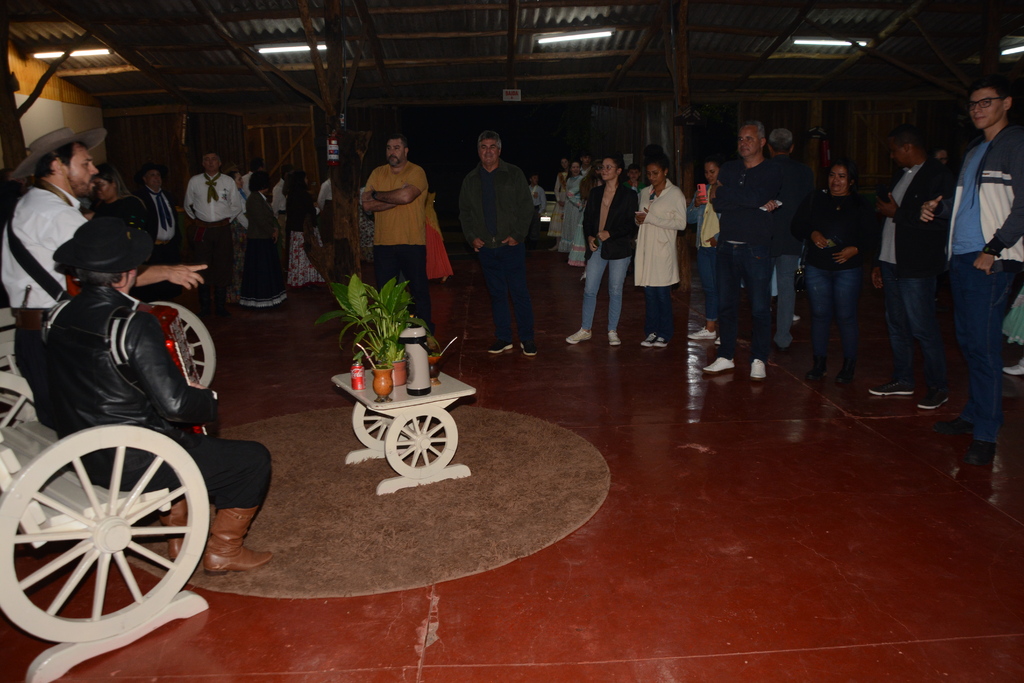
[8,43,99,107]
[103,113,190,202]
[244,109,317,189]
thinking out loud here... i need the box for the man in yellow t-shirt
[360,134,432,331]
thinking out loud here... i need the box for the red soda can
[351,363,365,390]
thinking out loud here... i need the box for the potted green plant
[316,274,428,399]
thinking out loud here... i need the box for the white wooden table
[332,372,476,495]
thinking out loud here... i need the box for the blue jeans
[644,286,674,341]
[582,251,631,331]
[950,252,1014,442]
[374,244,432,333]
[477,243,535,342]
[805,265,861,359]
[879,262,947,390]
[697,246,718,322]
[716,242,772,362]
[773,254,801,348]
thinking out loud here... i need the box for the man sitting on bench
[44,217,273,574]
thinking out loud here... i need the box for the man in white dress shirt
[184,152,242,316]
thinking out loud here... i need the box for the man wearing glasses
[922,74,1024,466]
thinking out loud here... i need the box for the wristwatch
[982,240,1003,256]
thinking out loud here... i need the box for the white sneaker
[715,337,721,346]
[688,328,717,340]
[608,330,621,346]
[703,357,735,373]
[566,329,592,344]
[792,314,801,323]
[640,333,658,347]
[652,337,668,348]
[751,359,766,381]
[1004,359,1024,376]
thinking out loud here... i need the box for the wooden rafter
[804,16,965,97]
[808,0,930,92]
[729,0,818,92]
[606,0,671,91]
[506,0,519,89]
[297,0,335,118]
[39,0,189,104]
[190,0,290,103]
[350,0,395,96]
[16,32,91,117]
[909,17,970,86]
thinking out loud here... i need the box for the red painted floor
[3,249,1024,682]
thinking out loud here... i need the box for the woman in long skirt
[239,171,287,309]
[285,170,325,288]
[568,172,600,267]
[1003,284,1024,374]
[559,161,583,257]
[548,157,568,249]
[425,191,453,281]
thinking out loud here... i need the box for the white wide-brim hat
[11,127,107,179]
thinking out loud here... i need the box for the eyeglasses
[967,96,1006,111]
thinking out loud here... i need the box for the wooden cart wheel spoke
[152,301,217,387]
[351,403,394,449]
[384,409,459,480]
[0,425,210,643]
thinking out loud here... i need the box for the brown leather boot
[202,506,273,575]
[158,498,188,560]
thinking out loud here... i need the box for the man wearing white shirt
[185,152,242,316]
[271,164,293,223]
[2,128,205,426]
[133,162,183,301]
[317,177,332,212]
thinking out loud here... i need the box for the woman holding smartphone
[634,152,688,347]
[685,154,725,341]
[565,155,639,346]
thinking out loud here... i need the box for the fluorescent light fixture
[793,39,867,47]
[258,44,327,54]
[33,48,110,59]
[1002,45,1024,56]
[537,30,613,45]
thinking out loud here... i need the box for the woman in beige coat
[634,153,688,347]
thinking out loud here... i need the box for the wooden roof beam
[297,0,335,117]
[351,0,395,97]
[808,0,930,92]
[506,0,519,89]
[17,33,91,117]
[729,0,818,92]
[909,17,971,86]
[606,0,671,91]
[39,0,189,104]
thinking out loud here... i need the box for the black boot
[805,356,827,380]
[214,286,231,317]
[197,284,211,317]
[835,358,856,384]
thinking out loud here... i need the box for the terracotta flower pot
[372,367,394,402]
[392,359,407,386]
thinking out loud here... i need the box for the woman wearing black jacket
[565,155,639,346]
[791,158,877,383]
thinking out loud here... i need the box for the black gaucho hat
[134,162,169,186]
[54,217,153,273]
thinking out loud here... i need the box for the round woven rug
[180,405,609,598]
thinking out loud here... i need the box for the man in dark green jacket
[458,130,537,356]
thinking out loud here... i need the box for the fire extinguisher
[327,133,340,166]
[819,139,831,169]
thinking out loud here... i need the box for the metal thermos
[399,324,431,396]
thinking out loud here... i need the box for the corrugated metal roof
[7,1,1020,109]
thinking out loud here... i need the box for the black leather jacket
[45,286,217,452]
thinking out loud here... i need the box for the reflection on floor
[3,250,1024,682]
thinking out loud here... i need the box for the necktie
[151,190,173,230]
[205,173,220,202]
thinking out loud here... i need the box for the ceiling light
[793,39,867,47]
[1002,45,1024,56]
[33,48,110,59]
[258,44,327,54]
[537,31,613,45]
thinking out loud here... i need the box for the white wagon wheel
[152,301,217,387]
[351,403,394,449]
[383,407,458,480]
[0,425,209,644]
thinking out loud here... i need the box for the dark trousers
[374,244,433,332]
[93,434,272,510]
[716,242,773,362]
[15,328,53,429]
[189,224,233,287]
[477,243,534,343]
[805,265,861,359]
[950,253,1014,443]
[643,285,674,341]
[879,262,947,390]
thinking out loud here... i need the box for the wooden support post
[981,0,1000,76]
[673,0,691,294]
[0,11,27,169]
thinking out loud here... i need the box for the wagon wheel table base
[332,373,476,495]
